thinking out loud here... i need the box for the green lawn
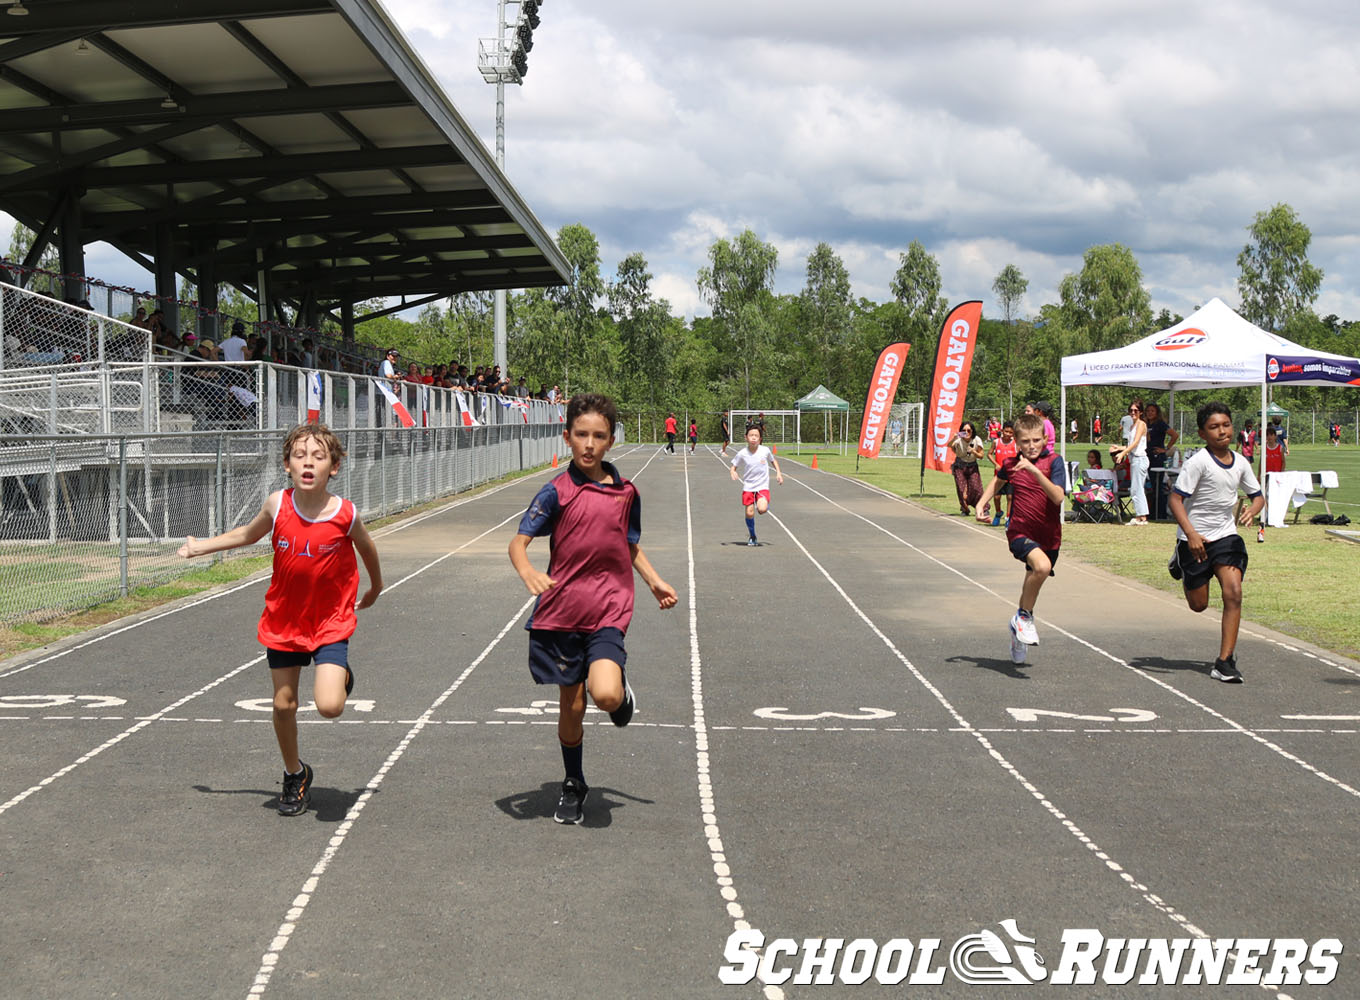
[790,444,1360,661]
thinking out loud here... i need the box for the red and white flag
[420,385,430,428]
[306,371,323,424]
[376,379,415,428]
[454,391,480,427]
[856,343,910,459]
[923,301,983,472]
[501,396,530,423]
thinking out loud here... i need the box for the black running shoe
[554,777,588,825]
[1210,656,1243,684]
[278,761,313,816]
[609,674,636,727]
[747,537,758,547]
[344,665,354,697]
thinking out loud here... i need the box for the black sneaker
[609,674,636,727]
[1210,656,1243,684]
[747,537,758,547]
[554,777,588,825]
[278,761,313,816]
[344,665,354,697]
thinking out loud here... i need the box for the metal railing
[0,422,565,626]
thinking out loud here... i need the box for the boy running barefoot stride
[975,413,1066,665]
[1168,403,1264,683]
[179,424,383,816]
[509,393,677,825]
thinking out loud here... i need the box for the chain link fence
[0,422,565,627]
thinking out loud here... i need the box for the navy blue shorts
[267,640,349,670]
[1174,533,1248,591]
[528,627,627,686]
[1009,536,1059,575]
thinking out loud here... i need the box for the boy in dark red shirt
[179,424,384,816]
[975,413,1067,665]
[510,393,677,824]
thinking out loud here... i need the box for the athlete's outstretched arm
[178,492,276,558]
[350,514,384,609]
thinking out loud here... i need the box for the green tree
[889,240,948,403]
[991,263,1028,415]
[800,242,853,362]
[697,229,779,408]
[1237,203,1323,333]
[549,223,605,394]
[445,290,495,368]
[1057,243,1152,355]
[607,252,672,412]
[7,223,62,297]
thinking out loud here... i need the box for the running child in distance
[1167,402,1264,684]
[509,393,678,825]
[720,414,731,455]
[688,418,699,454]
[730,425,784,547]
[178,424,384,816]
[975,413,1067,665]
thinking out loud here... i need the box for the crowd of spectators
[379,347,561,401]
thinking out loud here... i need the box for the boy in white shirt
[730,426,783,546]
[1168,402,1264,684]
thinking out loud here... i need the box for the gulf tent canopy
[794,385,850,411]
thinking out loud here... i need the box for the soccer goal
[879,402,924,458]
[729,410,803,453]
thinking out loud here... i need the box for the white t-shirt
[219,335,247,362]
[1172,448,1261,542]
[731,445,773,492]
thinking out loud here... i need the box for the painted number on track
[234,698,376,713]
[0,695,128,709]
[1007,707,1157,723]
[753,707,897,722]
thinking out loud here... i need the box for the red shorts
[741,489,770,507]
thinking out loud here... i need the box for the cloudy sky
[28,0,1360,324]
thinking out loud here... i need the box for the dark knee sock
[745,516,755,537]
[561,740,584,784]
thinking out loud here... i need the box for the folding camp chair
[1072,469,1123,523]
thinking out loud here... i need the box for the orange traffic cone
[551,453,558,468]
[811,454,819,470]
[771,445,777,454]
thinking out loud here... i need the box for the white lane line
[766,509,1296,1000]
[783,455,1353,676]
[682,450,783,1000]
[0,655,262,816]
[246,596,534,998]
[787,475,1360,803]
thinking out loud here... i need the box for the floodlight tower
[478,0,543,374]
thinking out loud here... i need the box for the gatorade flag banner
[305,371,323,424]
[857,343,911,458]
[923,300,984,472]
[454,391,480,427]
[376,379,415,428]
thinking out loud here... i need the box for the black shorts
[266,639,349,670]
[1173,533,1248,591]
[1009,536,1059,575]
[528,627,627,686]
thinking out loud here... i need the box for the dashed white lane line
[683,451,784,1000]
[767,508,1296,1000]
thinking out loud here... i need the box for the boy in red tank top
[179,424,383,816]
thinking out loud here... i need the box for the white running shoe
[1010,611,1039,646]
[1009,629,1028,664]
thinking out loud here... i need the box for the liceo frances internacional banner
[857,342,911,458]
[923,300,983,472]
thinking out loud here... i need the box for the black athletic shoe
[344,666,354,697]
[747,537,758,547]
[554,777,588,825]
[609,674,636,727]
[1210,656,1243,684]
[278,761,313,816]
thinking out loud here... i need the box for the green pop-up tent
[794,384,851,454]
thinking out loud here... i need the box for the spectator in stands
[515,375,530,398]
[132,307,150,330]
[380,348,400,387]
[301,338,316,369]
[220,321,248,362]
[404,362,422,383]
[450,365,467,387]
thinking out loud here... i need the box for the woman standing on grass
[1111,400,1150,524]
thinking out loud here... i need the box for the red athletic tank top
[257,489,359,651]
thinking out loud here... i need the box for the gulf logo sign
[1154,327,1208,351]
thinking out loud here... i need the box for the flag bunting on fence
[306,370,323,424]
[500,396,530,423]
[454,391,480,427]
[375,378,416,428]
[923,300,984,474]
[857,342,911,459]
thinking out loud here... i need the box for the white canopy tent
[1059,297,1360,468]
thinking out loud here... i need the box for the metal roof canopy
[0,0,569,325]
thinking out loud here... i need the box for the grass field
[785,441,1360,660]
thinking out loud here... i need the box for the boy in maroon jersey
[975,413,1067,665]
[509,393,677,825]
[179,424,383,816]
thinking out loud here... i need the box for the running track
[2,444,1357,999]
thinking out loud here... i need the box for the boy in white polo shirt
[1168,402,1264,683]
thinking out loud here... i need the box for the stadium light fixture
[476,0,547,372]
